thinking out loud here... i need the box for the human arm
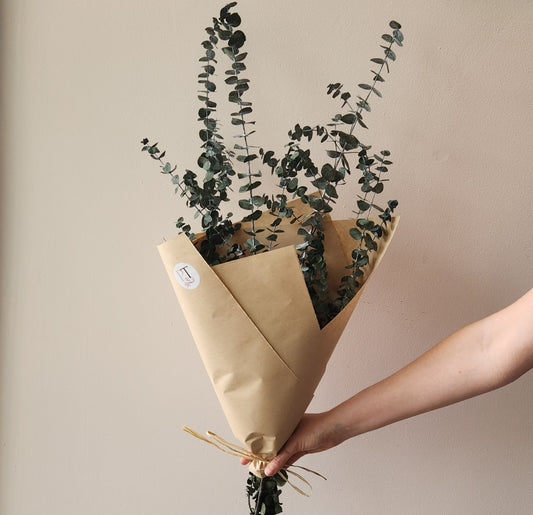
[262,287,533,476]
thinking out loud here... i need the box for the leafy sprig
[246,473,286,515]
[215,2,269,254]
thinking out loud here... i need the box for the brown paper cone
[157,210,398,474]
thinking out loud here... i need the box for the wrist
[325,405,357,446]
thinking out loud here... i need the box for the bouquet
[141,3,404,513]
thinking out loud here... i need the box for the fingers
[264,448,306,476]
[264,454,286,476]
[240,452,297,476]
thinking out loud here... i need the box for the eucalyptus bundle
[142,3,403,514]
[142,2,403,328]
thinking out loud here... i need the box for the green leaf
[243,210,262,222]
[202,213,212,227]
[238,199,253,210]
[338,131,359,151]
[389,20,402,29]
[228,30,246,49]
[251,195,265,206]
[341,91,351,102]
[357,97,371,112]
[226,12,241,27]
[203,118,216,130]
[228,90,240,103]
[199,129,211,142]
[198,156,211,170]
[373,182,384,193]
[198,108,211,119]
[357,199,370,211]
[364,233,377,251]
[325,184,338,198]
[327,82,341,94]
[394,29,404,45]
[239,180,261,192]
[222,47,234,59]
[218,30,232,41]
[384,48,396,61]
[349,227,362,240]
[321,163,336,181]
[295,241,310,250]
[357,218,373,229]
[308,196,325,211]
[287,177,298,192]
[341,113,357,124]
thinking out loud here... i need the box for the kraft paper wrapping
[158,210,398,475]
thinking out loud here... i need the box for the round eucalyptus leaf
[228,29,246,49]
[226,12,241,27]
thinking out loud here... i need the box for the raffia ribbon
[182,426,326,497]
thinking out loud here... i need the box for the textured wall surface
[1,1,532,513]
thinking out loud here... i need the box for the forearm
[263,289,533,476]
[331,288,533,442]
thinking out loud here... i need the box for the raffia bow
[182,426,326,497]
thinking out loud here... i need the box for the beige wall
[1,0,532,513]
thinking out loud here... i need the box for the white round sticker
[173,263,201,290]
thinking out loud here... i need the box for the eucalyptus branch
[321,20,403,205]
[332,151,397,312]
[140,139,202,237]
[215,5,267,255]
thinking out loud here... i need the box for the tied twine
[182,426,326,497]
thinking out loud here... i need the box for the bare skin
[241,288,533,476]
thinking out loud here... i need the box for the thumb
[265,446,306,476]
[264,453,289,477]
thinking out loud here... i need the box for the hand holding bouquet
[141,3,404,512]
